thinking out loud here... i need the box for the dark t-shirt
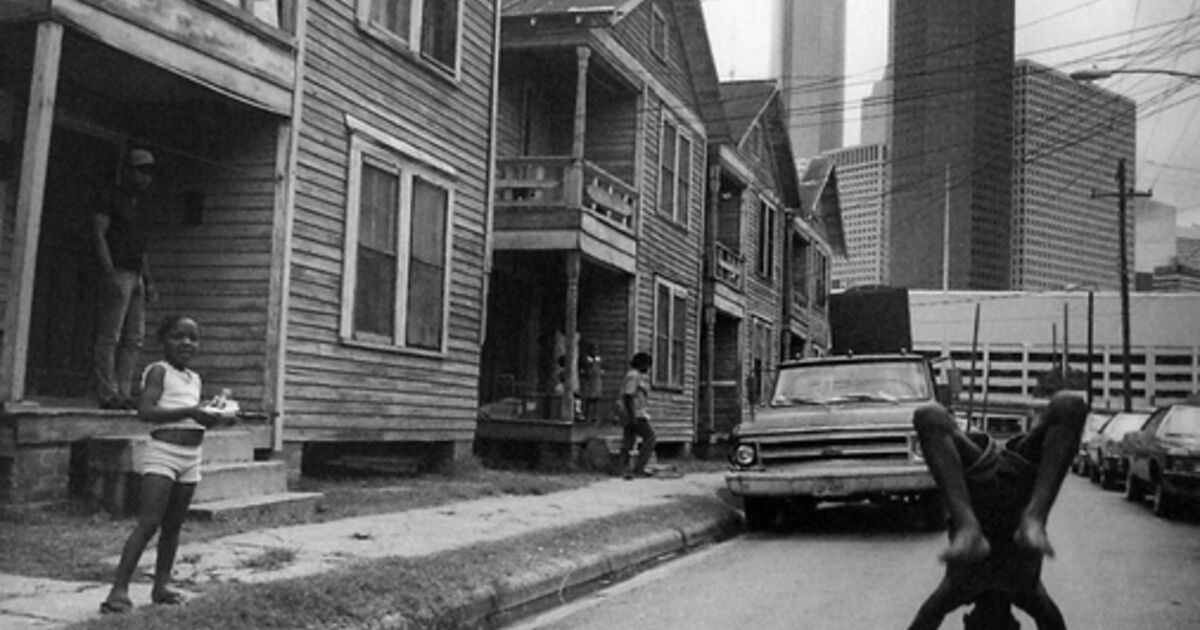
[95,187,148,272]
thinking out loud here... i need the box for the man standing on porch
[92,148,158,410]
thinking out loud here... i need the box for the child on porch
[101,315,236,614]
[580,342,604,423]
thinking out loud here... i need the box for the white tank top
[142,360,204,432]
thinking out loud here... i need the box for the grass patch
[66,495,737,630]
[0,459,604,581]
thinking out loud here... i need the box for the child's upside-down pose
[907,391,1086,630]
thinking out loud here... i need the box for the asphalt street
[508,475,1200,630]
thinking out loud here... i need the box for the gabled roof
[502,0,646,20]
[798,156,847,257]
[718,79,799,208]
[718,80,777,142]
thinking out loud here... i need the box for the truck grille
[753,427,916,465]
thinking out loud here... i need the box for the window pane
[406,176,448,350]
[421,0,458,67]
[370,0,412,39]
[655,285,670,382]
[355,163,399,338]
[659,123,677,218]
[676,136,691,223]
[671,293,686,384]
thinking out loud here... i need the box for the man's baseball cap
[128,149,155,168]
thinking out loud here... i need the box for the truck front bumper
[726,462,935,500]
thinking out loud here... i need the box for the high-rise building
[778,0,845,169]
[1012,59,1136,291]
[889,0,1015,290]
[826,144,890,290]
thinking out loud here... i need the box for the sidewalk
[0,471,741,629]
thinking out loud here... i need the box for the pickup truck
[726,353,951,531]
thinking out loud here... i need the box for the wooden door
[25,127,117,399]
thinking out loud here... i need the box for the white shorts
[142,438,202,484]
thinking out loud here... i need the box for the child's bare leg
[106,474,173,605]
[913,404,990,562]
[1011,581,1066,630]
[151,482,196,601]
[1013,392,1086,557]
[907,575,970,630]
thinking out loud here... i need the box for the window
[654,279,688,387]
[650,3,667,60]
[757,198,776,278]
[342,123,455,353]
[659,113,692,225]
[751,317,773,404]
[359,0,461,73]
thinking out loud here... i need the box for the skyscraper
[777,0,845,168]
[1011,59,1136,291]
[827,144,890,290]
[889,0,1015,290]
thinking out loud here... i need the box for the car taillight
[732,443,758,467]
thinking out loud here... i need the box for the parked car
[1089,410,1152,489]
[1073,411,1115,476]
[1121,402,1200,518]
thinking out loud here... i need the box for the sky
[701,0,1200,227]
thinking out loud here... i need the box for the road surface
[508,475,1200,629]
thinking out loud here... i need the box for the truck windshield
[771,361,931,406]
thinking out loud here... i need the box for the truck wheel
[743,497,780,532]
[1152,480,1176,519]
[1099,467,1118,490]
[1123,467,1143,502]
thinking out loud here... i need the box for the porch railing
[495,157,637,233]
[712,242,744,292]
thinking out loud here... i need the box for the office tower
[889,0,1015,289]
[778,0,845,168]
[826,144,890,289]
[1012,59,1136,291]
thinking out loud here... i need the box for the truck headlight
[732,444,758,467]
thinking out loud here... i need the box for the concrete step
[188,491,324,522]
[195,460,287,503]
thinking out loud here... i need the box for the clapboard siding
[283,0,496,443]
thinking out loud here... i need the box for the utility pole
[1092,158,1151,412]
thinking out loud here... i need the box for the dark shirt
[95,187,148,272]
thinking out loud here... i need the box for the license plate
[812,480,847,496]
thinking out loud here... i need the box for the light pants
[94,269,145,402]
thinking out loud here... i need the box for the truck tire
[1123,467,1143,502]
[1152,479,1176,519]
[743,497,780,532]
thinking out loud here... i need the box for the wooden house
[477,0,727,464]
[696,80,845,449]
[0,0,497,509]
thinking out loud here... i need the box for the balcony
[706,242,746,317]
[26,0,297,115]
[493,156,638,272]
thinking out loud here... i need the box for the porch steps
[188,491,324,522]
[86,425,323,520]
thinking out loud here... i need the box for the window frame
[756,197,776,279]
[653,277,688,388]
[355,0,464,78]
[658,109,693,228]
[340,118,457,356]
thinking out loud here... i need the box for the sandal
[152,589,186,606]
[100,597,133,614]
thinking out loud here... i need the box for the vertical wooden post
[562,251,581,422]
[565,46,590,208]
[1,22,62,403]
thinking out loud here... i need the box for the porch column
[565,46,590,208]
[561,251,581,421]
[1,22,63,403]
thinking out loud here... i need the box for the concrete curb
[451,502,744,628]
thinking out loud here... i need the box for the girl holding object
[101,315,235,614]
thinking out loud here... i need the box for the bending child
[907,391,1086,630]
[101,315,235,614]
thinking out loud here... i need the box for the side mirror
[936,368,962,407]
